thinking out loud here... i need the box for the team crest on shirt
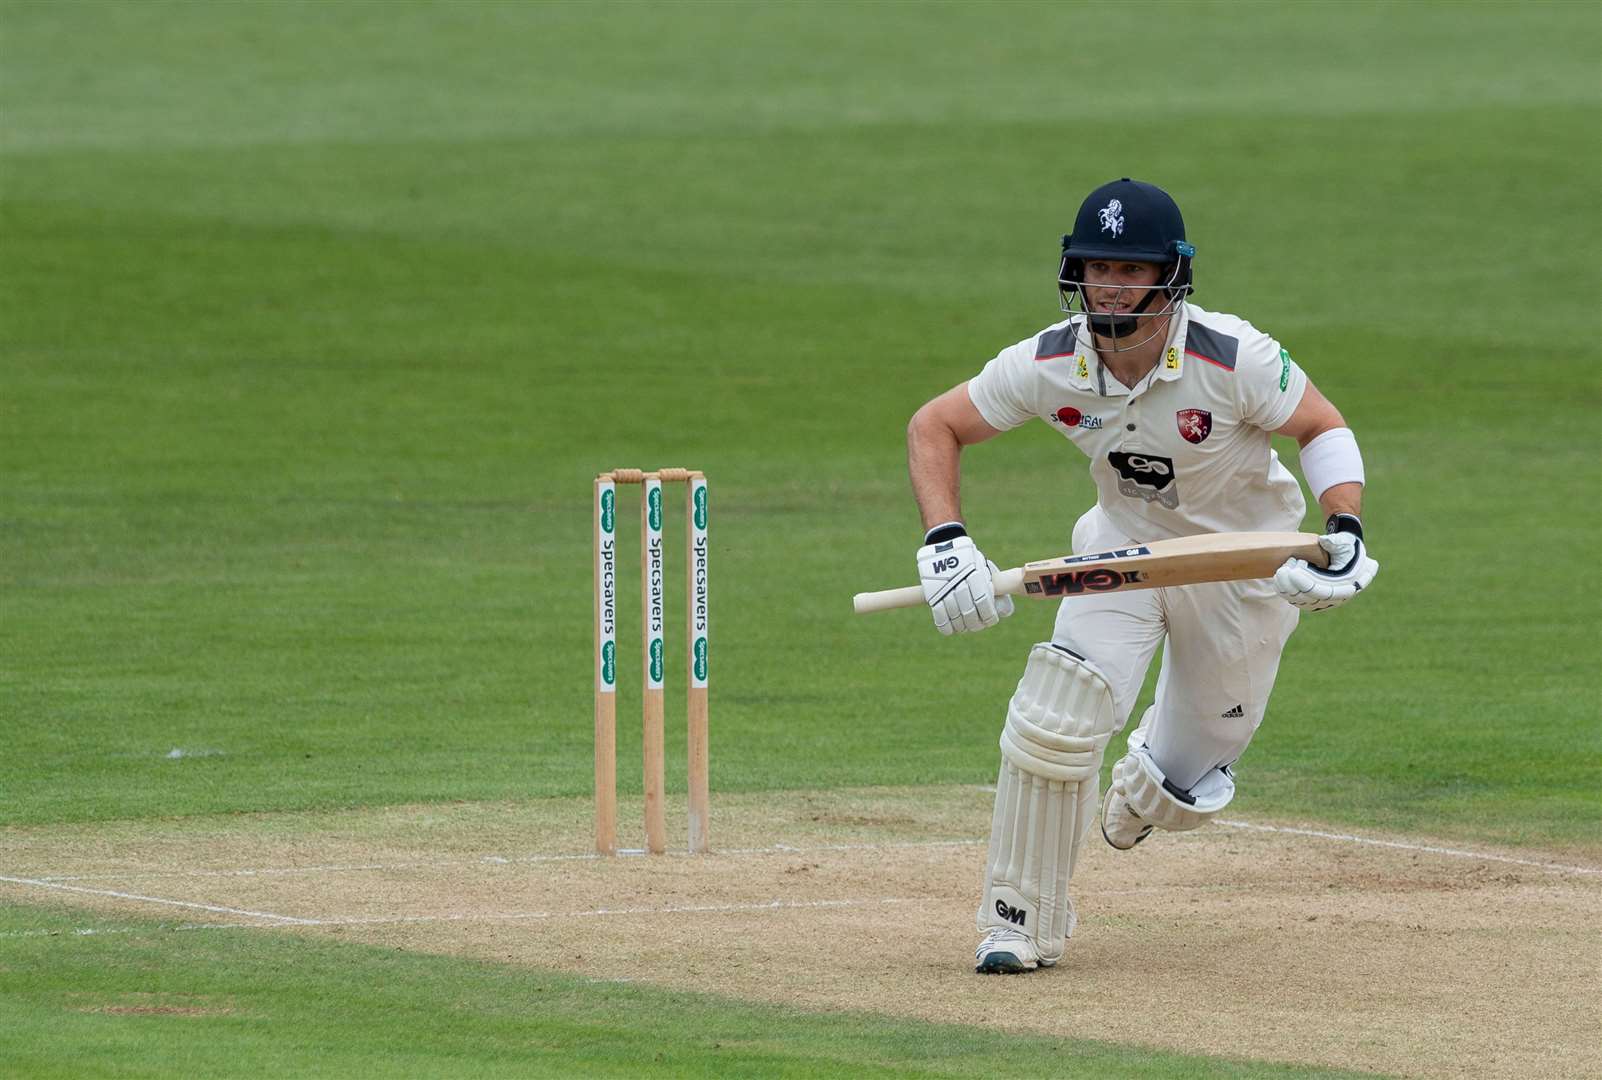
[1098,199,1124,236]
[1176,408,1212,444]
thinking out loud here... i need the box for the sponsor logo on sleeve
[1279,347,1292,392]
[1176,408,1212,444]
[1108,451,1178,509]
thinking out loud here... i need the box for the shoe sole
[1101,821,1153,851]
[975,951,1035,974]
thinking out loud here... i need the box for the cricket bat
[852,531,1327,615]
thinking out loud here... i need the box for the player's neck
[1093,320,1170,388]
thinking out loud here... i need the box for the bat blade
[851,531,1326,615]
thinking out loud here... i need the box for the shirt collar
[1154,304,1191,384]
[1082,305,1191,397]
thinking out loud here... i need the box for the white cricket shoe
[974,927,1052,974]
[1101,788,1154,850]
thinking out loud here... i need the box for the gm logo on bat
[1060,546,1151,565]
[1025,546,1152,596]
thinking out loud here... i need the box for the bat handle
[852,567,1025,615]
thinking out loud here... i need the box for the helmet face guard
[1057,245,1194,346]
[1056,179,1195,352]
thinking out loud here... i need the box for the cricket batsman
[904,179,1379,974]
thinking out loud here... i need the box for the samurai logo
[1176,408,1212,444]
[1098,199,1124,236]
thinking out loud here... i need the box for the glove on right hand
[1274,521,1378,612]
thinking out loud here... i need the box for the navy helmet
[1058,178,1195,341]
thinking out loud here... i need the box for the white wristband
[1298,427,1365,501]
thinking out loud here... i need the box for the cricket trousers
[1050,506,1302,790]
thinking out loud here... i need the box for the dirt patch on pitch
[4,787,1599,1079]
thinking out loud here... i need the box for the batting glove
[917,523,1014,635]
[1274,513,1379,612]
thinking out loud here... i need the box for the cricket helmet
[1058,178,1195,342]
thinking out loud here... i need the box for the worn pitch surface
[4,786,1596,1079]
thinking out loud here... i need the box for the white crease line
[310,895,931,927]
[0,922,253,940]
[0,874,320,924]
[1215,820,1602,876]
[32,860,454,883]
[13,824,1599,890]
[0,898,938,937]
[27,839,986,884]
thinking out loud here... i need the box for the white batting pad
[1109,726,1236,833]
[978,643,1118,963]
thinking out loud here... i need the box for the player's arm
[1270,379,1378,611]
[907,382,1003,529]
[1272,380,1361,519]
[906,383,1011,635]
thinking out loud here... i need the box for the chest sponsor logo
[1176,408,1212,444]
[1108,451,1178,509]
[1053,406,1104,430]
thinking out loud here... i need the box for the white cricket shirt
[967,304,1308,541]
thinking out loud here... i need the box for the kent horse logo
[1098,198,1124,236]
[1176,408,1212,444]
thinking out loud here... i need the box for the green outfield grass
[3,0,1599,1074]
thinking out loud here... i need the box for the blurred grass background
[3,0,1598,847]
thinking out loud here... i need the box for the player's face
[1082,260,1164,312]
